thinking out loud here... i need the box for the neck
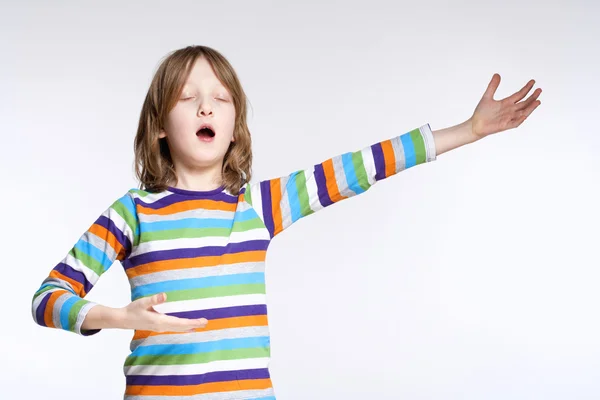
[170,161,224,192]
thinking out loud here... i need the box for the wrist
[463,118,480,143]
[111,307,130,330]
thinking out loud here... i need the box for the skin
[81,72,542,333]
[159,56,237,191]
[433,74,542,155]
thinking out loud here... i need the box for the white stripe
[248,182,265,227]
[131,189,174,204]
[105,205,135,249]
[420,123,437,162]
[140,208,236,223]
[130,229,270,258]
[151,293,267,314]
[361,147,377,186]
[304,168,325,213]
[123,357,270,376]
[63,253,101,285]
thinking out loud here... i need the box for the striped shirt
[31,123,437,399]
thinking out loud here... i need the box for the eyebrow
[183,82,228,91]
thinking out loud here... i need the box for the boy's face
[159,56,236,176]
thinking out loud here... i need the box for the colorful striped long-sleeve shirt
[31,123,437,399]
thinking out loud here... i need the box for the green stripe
[296,171,314,218]
[409,129,427,165]
[141,220,264,242]
[351,150,371,192]
[231,218,266,232]
[137,283,266,302]
[130,188,150,197]
[113,196,139,246]
[244,183,253,206]
[34,285,55,298]
[67,299,89,332]
[124,347,271,366]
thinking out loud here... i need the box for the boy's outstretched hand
[432,74,542,156]
[471,73,542,139]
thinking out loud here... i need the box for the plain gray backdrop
[2,0,599,399]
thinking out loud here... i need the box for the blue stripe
[119,193,139,238]
[74,239,112,271]
[401,132,417,168]
[59,295,79,331]
[132,336,270,357]
[118,194,137,222]
[248,397,277,400]
[132,272,265,299]
[286,172,302,223]
[140,209,259,232]
[341,152,365,195]
[37,283,75,295]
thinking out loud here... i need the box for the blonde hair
[134,45,252,194]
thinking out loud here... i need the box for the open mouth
[196,127,215,138]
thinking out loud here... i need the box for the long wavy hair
[134,45,253,194]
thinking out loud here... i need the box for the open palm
[471,74,542,139]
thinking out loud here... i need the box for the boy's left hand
[471,74,542,139]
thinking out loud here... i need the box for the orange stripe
[126,251,267,279]
[132,315,269,341]
[270,179,283,236]
[88,224,126,260]
[49,270,86,297]
[126,378,272,396]
[322,158,345,203]
[380,139,396,178]
[138,199,237,216]
[43,290,65,328]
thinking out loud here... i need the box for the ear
[231,136,235,142]
[159,129,167,139]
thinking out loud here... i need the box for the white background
[2,0,599,399]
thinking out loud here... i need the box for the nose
[197,99,213,117]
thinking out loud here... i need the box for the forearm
[81,304,128,330]
[432,118,480,156]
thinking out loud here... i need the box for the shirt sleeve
[31,190,139,336]
[244,123,437,238]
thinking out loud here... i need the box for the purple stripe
[169,304,268,320]
[371,142,386,181]
[125,240,270,270]
[126,368,270,386]
[55,262,93,295]
[96,215,132,256]
[35,292,51,327]
[260,180,275,238]
[314,163,333,207]
[134,192,238,210]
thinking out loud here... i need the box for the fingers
[514,87,542,111]
[145,292,167,309]
[161,314,208,332]
[506,79,536,104]
[483,73,501,100]
[511,97,542,128]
